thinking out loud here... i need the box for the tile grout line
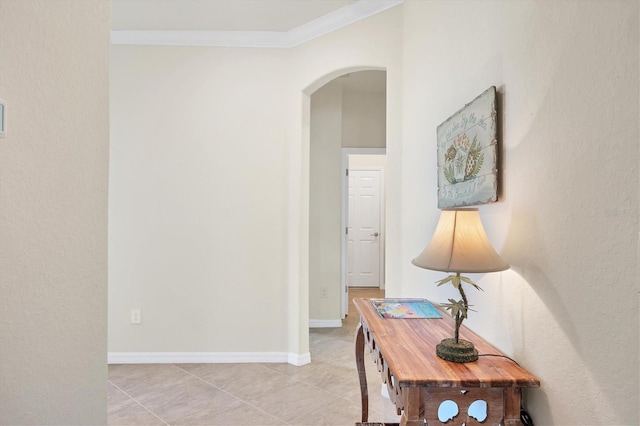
[172,364,289,425]
[108,379,170,426]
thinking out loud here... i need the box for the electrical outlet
[321,287,328,298]
[130,309,141,324]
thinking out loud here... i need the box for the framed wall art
[437,86,498,208]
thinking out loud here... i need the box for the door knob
[371,232,379,237]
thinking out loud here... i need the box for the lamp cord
[520,409,534,426]
[477,353,520,366]
[477,353,534,425]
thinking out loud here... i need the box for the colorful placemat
[371,298,442,319]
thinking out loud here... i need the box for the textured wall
[0,1,110,424]
[397,1,639,424]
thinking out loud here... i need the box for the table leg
[400,387,423,426]
[355,322,368,423]
[503,387,522,425]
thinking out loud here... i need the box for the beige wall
[0,1,110,424]
[109,7,403,359]
[309,81,343,322]
[343,90,386,148]
[109,46,292,354]
[397,1,638,424]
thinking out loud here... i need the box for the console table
[354,298,540,426]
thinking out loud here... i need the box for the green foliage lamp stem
[438,272,483,344]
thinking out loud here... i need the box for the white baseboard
[108,351,311,366]
[309,319,342,328]
[288,351,311,366]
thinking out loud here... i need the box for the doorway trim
[341,147,386,318]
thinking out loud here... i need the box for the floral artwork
[443,133,484,184]
[437,87,498,208]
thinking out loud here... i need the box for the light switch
[0,99,5,138]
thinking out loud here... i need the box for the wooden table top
[354,298,540,389]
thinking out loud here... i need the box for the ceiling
[111,0,357,31]
[111,0,388,94]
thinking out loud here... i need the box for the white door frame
[341,148,386,318]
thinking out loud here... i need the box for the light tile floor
[108,288,401,426]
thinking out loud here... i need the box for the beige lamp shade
[412,209,509,273]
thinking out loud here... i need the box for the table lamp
[412,208,509,363]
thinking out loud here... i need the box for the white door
[347,169,382,287]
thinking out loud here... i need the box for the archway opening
[307,69,387,340]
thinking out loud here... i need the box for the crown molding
[111,0,403,48]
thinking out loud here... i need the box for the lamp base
[436,338,478,363]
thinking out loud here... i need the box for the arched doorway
[307,69,387,331]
